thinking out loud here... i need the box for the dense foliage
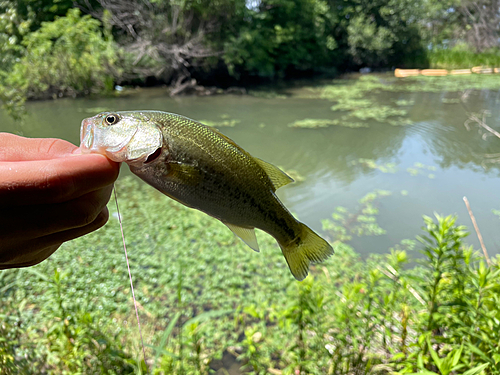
[1,0,500,108]
[1,177,500,374]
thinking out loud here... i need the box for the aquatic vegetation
[351,158,398,173]
[441,97,461,104]
[287,118,368,129]
[248,90,287,99]
[407,162,437,178]
[319,75,414,127]
[293,73,500,131]
[288,118,338,128]
[200,118,241,127]
[391,74,500,93]
[200,113,242,128]
[388,118,414,126]
[337,105,407,123]
[320,75,385,102]
[395,99,415,106]
[322,190,391,242]
[78,106,111,113]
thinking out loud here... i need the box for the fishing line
[113,186,148,369]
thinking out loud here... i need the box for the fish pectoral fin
[166,162,201,185]
[254,158,294,191]
[223,223,260,252]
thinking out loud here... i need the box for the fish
[80,111,333,280]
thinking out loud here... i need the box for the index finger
[0,153,120,205]
[0,133,77,161]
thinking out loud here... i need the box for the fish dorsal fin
[207,123,293,190]
[224,222,260,252]
[254,158,294,191]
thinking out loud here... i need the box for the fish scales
[80,110,334,280]
[146,112,298,241]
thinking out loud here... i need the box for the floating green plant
[387,118,414,126]
[201,118,241,127]
[414,162,437,171]
[322,189,391,242]
[310,74,500,129]
[407,167,419,176]
[319,76,414,127]
[248,90,287,99]
[287,118,368,129]
[441,97,461,104]
[390,74,500,93]
[407,162,437,178]
[341,106,407,123]
[78,107,110,113]
[351,158,398,173]
[394,99,415,106]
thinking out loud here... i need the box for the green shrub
[0,8,118,102]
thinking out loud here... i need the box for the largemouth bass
[80,111,333,280]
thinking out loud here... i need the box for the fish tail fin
[278,224,334,281]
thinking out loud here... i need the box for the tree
[223,0,340,78]
[458,0,500,52]
[335,0,428,67]
[88,0,245,91]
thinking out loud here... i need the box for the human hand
[0,133,120,269]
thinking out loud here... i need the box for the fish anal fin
[254,158,294,191]
[278,224,334,281]
[224,223,260,252]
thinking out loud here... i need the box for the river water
[3,74,500,257]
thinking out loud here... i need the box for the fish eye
[105,114,119,125]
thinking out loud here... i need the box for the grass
[428,47,500,70]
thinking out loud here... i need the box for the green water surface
[3,73,500,256]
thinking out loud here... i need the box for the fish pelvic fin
[278,224,334,281]
[254,158,294,191]
[224,222,260,252]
